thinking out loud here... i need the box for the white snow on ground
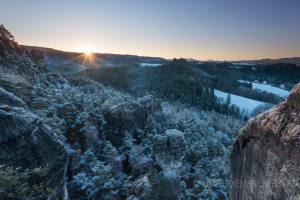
[252,83,290,97]
[139,63,162,67]
[214,89,266,115]
[239,80,290,97]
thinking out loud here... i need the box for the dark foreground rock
[129,129,186,200]
[230,83,300,200]
[0,87,68,199]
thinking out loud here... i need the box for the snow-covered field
[139,63,162,67]
[239,80,290,97]
[214,89,266,115]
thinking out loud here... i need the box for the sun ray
[59,47,100,70]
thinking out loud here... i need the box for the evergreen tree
[225,94,231,106]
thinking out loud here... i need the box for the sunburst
[66,49,98,69]
[85,51,91,56]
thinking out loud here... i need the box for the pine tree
[225,94,231,106]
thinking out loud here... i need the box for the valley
[1,24,300,199]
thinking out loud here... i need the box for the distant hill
[239,57,300,65]
[21,45,168,76]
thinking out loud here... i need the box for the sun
[81,46,94,56]
[78,47,99,68]
[85,51,92,56]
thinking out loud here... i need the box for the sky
[1,0,300,61]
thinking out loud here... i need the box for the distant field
[239,80,290,97]
[214,89,267,115]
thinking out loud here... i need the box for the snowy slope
[239,80,290,97]
[214,89,266,115]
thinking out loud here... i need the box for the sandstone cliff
[230,83,300,199]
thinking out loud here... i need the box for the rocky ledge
[230,83,300,199]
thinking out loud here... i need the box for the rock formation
[0,87,68,199]
[129,129,186,200]
[104,102,146,146]
[139,95,162,120]
[230,83,300,199]
[104,96,163,147]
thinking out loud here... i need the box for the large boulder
[230,83,300,200]
[0,87,68,199]
[129,129,186,200]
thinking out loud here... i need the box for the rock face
[0,87,68,199]
[230,83,300,200]
[129,129,186,200]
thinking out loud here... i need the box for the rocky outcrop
[104,96,163,147]
[0,87,68,199]
[129,129,186,200]
[104,102,146,146]
[139,95,162,120]
[230,83,300,200]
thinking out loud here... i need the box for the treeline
[196,61,300,90]
[78,58,287,118]
[77,58,296,118]
[260,63,300,87]
[214,80,283,104]
[196,63,284,104]
[78,59,243,118]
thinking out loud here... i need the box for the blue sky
[1,0,299,60]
